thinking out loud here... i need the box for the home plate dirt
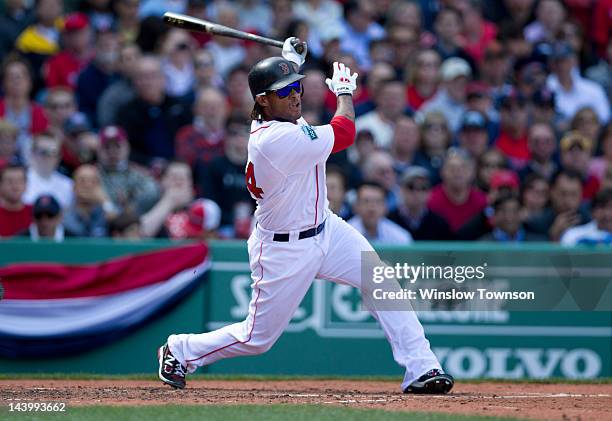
[1,380,611,420]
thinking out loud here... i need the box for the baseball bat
[163,12,305,54]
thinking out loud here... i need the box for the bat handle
[290,38,306,55]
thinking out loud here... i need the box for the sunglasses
[406,184,430,192]
[259,81,302,99]
[34,148,59,157]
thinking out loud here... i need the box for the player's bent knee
[244,339,275,355]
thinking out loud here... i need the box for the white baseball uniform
[167,117,442,390]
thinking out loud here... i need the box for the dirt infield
[1,379,611,420]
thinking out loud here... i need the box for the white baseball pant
[168,211,441,390]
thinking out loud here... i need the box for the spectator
[561,189,612,246]
[479,193,546,242]
[387,24,419,73]
[116,55,192,164]
[361,150,401,213]
[356,79,406,149]
[513,56,548,100]
[559,131,600,200]
[196,115,253,236]
[96,41,141,127]
[585,39,611,102]
[405,49,441,111]
[418,111,452,184]
[0,0,33,59]
[193,49,222,89]
[589,123,612,183]
[0,119,19,164]
[114,0,141,43]
[571,107,601,146]
[63,164,115,237]
[140,160,194,238]
[457,168,520,240]
[476,148,509,192]
[546,42,610,125]
[420,57,471,133]
[205,3,245,77]
[97,125,160,215]
[160,28,195,99]
[76,28,121,126]
[44,87,77,140]
[15,0,63,79]
[109,210,142,240]
[389,166,452,240]
[390,115,429,176]
[458,110,489,161]
[457,0,498,64]
[0,56,49,162]
[20,193,65,242]
[81,0,114,32]
[520,173,550,222]
[175,87,228,166]
[519,122,558,182]
[432,8,473,68]
[465,81,497,128]
[293,0,343,37]
[225,64,253,120]
[0,162,32,237]
[340,0,385,70]
[428,148,487,234]
[23,132,73,209]
[494,89,530,169]
[60,112,98,174]
[348,181,413,244]
[525,170,591,241]
[237,0,273,36]
[348,128,375,170]
[523,0,565,44]
[326,165,351,220]
[355,61,394,117]
[301,68,333,125]
[531,87,558,128]
[479,40,511,103]
[43,12,92,89]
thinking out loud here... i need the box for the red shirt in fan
[0,205,32,237]
[427,185,487,233]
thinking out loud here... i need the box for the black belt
[273,221,325,242]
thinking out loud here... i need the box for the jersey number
[245,162,264,199]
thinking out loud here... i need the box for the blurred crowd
[0,0,611,246]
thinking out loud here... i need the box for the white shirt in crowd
[546,70,610,124]
[560,221,612,246]
[348,216,413,245]
[355,111,394,149]
[23,168,74,211]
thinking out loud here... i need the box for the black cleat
[404,369,454,394]
[158,343,187,389]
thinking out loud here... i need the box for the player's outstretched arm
[326,62,357,153]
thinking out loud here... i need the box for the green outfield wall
[0,239,610,379]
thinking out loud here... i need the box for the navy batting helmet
[248,57,305,99]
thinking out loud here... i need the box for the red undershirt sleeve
[330,115,356,154]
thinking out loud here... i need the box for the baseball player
[158,38,454,394]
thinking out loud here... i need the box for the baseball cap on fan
[440,57,471,81]
[490,169,520,191]
[63,12,90,32]
[185,199,222,238]
[100,125,128,145]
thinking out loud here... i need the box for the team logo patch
[279,62,290,75]
[301,125,318,140]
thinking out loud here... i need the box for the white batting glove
[282,37,307,68]
[325,62,358,96]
